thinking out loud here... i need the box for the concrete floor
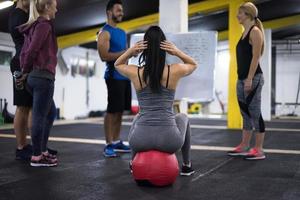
[0,118,300,200]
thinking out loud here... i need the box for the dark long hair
[138,26,166,93]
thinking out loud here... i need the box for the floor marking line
[1,121,300,132]
[192,158,234,182]
[1,134,300,155]
[103,121,300,132]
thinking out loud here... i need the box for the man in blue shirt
[97,0,131,157]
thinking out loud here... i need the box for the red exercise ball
[132,150,179,187]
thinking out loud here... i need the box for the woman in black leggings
[228,2,266,160]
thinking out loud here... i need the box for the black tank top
[9,8,28,62]
[236,25,262,80]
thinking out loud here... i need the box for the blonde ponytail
[254,18,265,55]
[22,0,53,27]
[27,0,40,25]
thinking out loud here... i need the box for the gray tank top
[135,66,176,126]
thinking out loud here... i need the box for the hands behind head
[129,40,179,57]
[160,41,179,56]
[130,40,148,57]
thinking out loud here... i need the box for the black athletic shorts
[10,58,33,107]
[105,79,132,113]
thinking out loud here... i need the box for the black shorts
[10,58,33,107]
[105,79,132,113]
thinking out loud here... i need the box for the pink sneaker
[244,148,266,160]
[228,144,250,156]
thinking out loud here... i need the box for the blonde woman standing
[19,0,58,167]
[228,2,266,160]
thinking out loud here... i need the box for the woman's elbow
[192,62,198,70]
[191,59,198,67]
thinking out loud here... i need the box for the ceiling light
[0,1,14,10]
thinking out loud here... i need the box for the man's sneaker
[103,144,117,158]
[30,155,58,167]
[244,148,266,160]
[112,141,131,153]
[227,145,250,156]
[15,144,32,161]
[180,164,195,176]
[23,144,33,152]
[47,148,58,155]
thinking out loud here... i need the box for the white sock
[183,162,191,167]
[112,140,120,145]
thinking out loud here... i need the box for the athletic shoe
[30,155,58,167]
[180,164,195,176]
[103,144,117,158]
[47,148,58,155]
[43,152,57,161]
[15,144,32,161]
[112,141,131,153]
[227,144,250,156]
[244,148,266,160]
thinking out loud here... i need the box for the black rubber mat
[0,118,299,200]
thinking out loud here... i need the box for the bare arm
[97,30,125,62]
[248,27,263,80]
[244,27,263,92]
[115,40,147,78]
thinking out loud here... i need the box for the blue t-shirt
[102,24,128,80]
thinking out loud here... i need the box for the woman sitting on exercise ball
[115,26,197,176]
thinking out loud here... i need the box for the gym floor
[0,117,300,200]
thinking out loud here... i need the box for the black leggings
[237,73,265,133]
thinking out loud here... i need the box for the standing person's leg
[40,99,57,156]
[14,106,32,160]
[104,113,114,144]
[228,80,253,156]
[14,106,30,149]
[27,109,32,135]
[103,79,120,157]
[254,116,265,150]
[111,112,122,142]
[111,80,128,143]
[40,80,55,149]
[41,99,56,156]
[27,77,57,167]
[103,80,131,157]
[111,80,131,153]
[244,74,266,160]
[104,112,126,155]
[12,72,33,161]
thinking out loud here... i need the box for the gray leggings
[237,73,265,133]
[128,113,191,164]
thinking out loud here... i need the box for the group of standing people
[9,0,58,167]
[8,0,266,171]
